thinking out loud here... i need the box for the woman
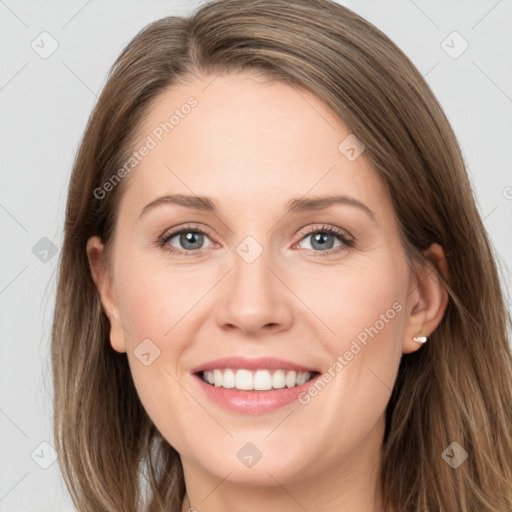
[51,0,512,511]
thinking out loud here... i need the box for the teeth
[254,370,272,390]
[285,370,297,388]
[297,372,308,386]
[201,369,314,390]
[213,369,223,387]
[236,369,253,390]
[272,369,286,389]
[223,369,235,388]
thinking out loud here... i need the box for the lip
[190,356,321,415]
[190,356,318,373]
[193,373,321,414]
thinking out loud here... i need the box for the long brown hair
[51,1,512,510]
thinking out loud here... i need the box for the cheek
[115,272,193,450]
[299,250,406,351]
[119,285,168,344]
[115,256,197,344]
[302,250,407,403]
[291,264,405,457]
[331,267,404,352]
[113,258,208,408]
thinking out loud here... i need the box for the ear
[86,236,127,353]
[403,243,449,354]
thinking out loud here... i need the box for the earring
[412,336,428,344]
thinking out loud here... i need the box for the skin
[87,72,448,512]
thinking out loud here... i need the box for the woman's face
[88,72,444,494]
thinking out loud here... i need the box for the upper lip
[190,356,319,374]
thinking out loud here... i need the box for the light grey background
[1,1,511,510]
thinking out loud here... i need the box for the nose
[215,248,295,337]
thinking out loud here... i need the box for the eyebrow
[138,193,376,222]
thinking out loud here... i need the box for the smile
[200,368,316,390]
[190,356,321,414]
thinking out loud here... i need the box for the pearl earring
[412,336,428,344]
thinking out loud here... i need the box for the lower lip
[193,373,320,415]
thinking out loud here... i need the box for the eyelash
[156,223,355,257]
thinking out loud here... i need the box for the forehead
[120,72,390,221]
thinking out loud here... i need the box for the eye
[158,224,214,256]
[156,223,355,257]
[295,225,354,256]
